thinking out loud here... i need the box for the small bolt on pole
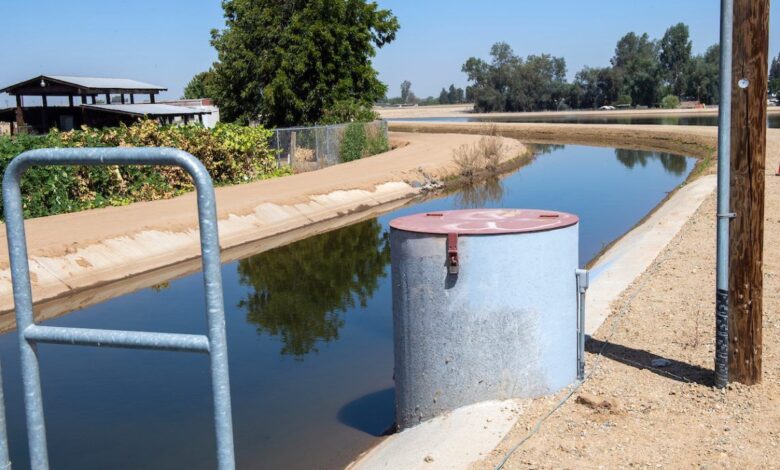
[714,0,734,389]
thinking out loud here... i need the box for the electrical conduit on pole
[715,0,734,389]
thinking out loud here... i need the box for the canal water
[0,145,695,469]
[390,113,780,128]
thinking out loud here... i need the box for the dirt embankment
[0,132,525,328]
[469,129,780,468]
[390,121,717,164]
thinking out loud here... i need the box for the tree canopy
[660,23,693,97]
[182,69,217,100]
[462,23,721,113]
[462,42,568,112]
[208,0,399,126]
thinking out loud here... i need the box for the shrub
[340,122,368,163]
[452,134,507,181]
[339,122,389,163]
[616,95,633,106]
[0,120,282,219]
[661,95,680,109]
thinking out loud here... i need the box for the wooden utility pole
[728,0,769,385]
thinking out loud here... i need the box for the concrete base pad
[347,400,526,470]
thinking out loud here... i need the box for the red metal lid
[389,209,578,235]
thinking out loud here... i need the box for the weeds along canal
[0,144,695,469]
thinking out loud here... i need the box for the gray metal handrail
[2,147,235,470]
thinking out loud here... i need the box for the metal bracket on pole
[3,147,235,470]
[575,268,589,380]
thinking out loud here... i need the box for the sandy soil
[467,130,780,469]
[378,103,780,121]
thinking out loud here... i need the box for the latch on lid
[447,233,459,275]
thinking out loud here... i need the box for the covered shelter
[0,75,209,134]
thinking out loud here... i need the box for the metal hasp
[3,148,235,470]
[390,209,581,429]
[447,233,459,274]
[575,269,589,380]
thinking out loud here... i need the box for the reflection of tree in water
[614,148,688,176]
[453,177,505,208]
[237,219,390,358]
[526,143,565,156]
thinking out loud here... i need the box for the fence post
[315,126,321,167]
[290,131,296,167]
[275,129,281,167]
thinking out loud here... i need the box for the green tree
[182,69,217,100]
[210,0,399,126]
[660,23,693,97]
[400,80,412,104]
[438,87,449,104]
[611,32,662,106]
[686,44,720,104]
[237,219,390,358]
[463,42,567,112]
[447,84,458,104]
[769,52,780,96]
[573,66,622,108]
[770,52,780,81]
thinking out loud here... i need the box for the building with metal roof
[0,75,214,133]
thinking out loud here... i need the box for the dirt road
[471,129,780,469]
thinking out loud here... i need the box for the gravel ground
[471,131,780,469]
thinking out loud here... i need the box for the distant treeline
[382,80,466,106]
[463,23,724,113]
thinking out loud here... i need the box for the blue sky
[1,0,778,105]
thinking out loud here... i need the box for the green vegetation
[339,122,389,162]
[182,69,217,100]
[462,42,568,112]
[438,84,466,105]
[464,22,722,112]
[237,218,390,358]
[205,0,398,127]
[770,52,780,97]
[0,120,281,219]
[661,95,681,109]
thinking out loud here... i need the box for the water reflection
[614,148,688,176]
[237,219,391,358]
[452,177,504,208]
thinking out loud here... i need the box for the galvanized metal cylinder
[390,209,579,429]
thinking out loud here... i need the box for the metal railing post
[575,269,589,380]
[3,147,235,470]
[0,361,11,470]
[715,0,734,389]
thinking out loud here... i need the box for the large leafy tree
[612,32,662,106]
[686,45,720,104]
[210,0,399,126]
[573,66,622,108]
[462,42,568,112]
[660,23,693,97]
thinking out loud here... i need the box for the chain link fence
[270,120,389,172]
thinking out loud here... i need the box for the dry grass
[452,133,506,179]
